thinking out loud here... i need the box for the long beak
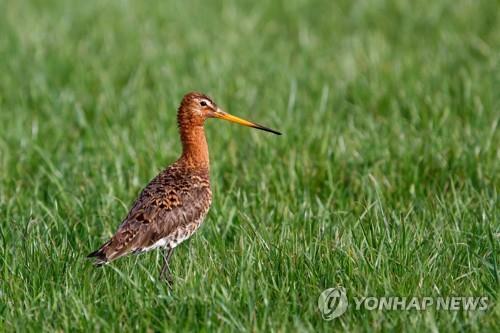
[213,109,282,135]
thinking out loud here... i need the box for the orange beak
[213,108,282,135]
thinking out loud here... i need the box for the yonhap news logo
[318,287,489,320]
[318,287,348,320]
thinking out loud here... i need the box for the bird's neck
[179,125,210,170]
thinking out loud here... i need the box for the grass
[0,0,499,331]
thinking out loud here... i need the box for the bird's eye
[200,101,207,107]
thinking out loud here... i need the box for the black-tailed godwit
[88,92,281,285]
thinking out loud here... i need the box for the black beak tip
[264,127,282,136]
[254,124,282,135]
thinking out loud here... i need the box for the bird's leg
[159,247,174,286]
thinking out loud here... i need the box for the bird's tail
[87,241,111,266]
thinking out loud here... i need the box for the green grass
[1,0,499,331]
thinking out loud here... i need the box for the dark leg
[159,247,174,286]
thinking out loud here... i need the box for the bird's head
[178,92,281,135]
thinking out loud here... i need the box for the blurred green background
[0,0,498,331]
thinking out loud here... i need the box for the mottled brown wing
[89,164,211,263]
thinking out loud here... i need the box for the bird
[87,92,281,285]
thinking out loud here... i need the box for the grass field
[1,0,499,331]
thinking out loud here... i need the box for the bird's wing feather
[96,164,211,261]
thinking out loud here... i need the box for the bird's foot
[159,268,174,288]
[165,274,174,289]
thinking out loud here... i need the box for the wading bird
[87,92,280,285]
